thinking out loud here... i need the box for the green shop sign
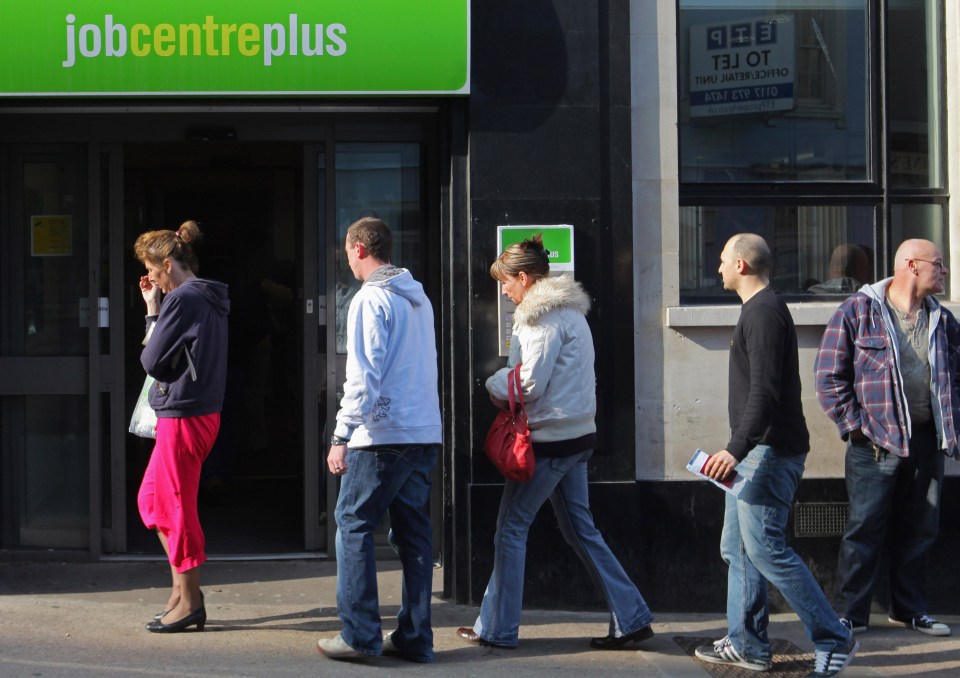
[0,1,469,96]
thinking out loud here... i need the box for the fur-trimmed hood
[512,274,591,327]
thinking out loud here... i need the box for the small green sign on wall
[496,225,576,356]
[0,1,469,96]
[497,225,575,271]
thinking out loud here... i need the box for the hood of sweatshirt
[182,277,231,316]
[512,274,591,327]
[364,265,427,306]
[861,276,942,314]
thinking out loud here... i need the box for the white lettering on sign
[63,13,348,68]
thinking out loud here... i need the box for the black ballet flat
[145,607,206,633]
[154,590,204,620]
[590,624,654,649]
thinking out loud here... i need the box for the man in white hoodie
[317,217,442,663]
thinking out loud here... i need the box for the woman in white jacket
[457,235,654,650]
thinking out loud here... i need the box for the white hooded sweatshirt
[334,265,442,447]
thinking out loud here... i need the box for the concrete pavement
[0,560,957,677]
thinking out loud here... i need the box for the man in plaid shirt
[815,238,960,638]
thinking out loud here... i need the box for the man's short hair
[347,217,392,263]
[731,233,772,277]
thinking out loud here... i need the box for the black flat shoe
[455,627,516,650]
[590,624,654,649]
[145,607,206,633]
[154,590,204,620]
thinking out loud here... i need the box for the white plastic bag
[129,375,158,439]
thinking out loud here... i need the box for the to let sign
[689,15,794,118]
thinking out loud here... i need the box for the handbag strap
[507,364,520,410]
[507,364,528,433]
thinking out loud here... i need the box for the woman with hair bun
[133,220,230,633]
[456,235,655,650]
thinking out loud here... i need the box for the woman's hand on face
[139,275,161,313]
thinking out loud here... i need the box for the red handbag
[483,364,535,482]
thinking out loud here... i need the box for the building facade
[1,1,957,615]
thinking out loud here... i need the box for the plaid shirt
[815,279,960,459]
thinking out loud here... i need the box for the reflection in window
[334,143,422,353]
[888,0,943,188]
[21,154,89,356]
[678,2,869,182]
[677,1,947,304]
[891,204,947,289]
[679,204,875,302]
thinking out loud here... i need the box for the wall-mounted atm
[496,224,574,356]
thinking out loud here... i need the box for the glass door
[0,143,120,554]
[324,142,433,554]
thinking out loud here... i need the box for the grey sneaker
[838,616,867,634]
[317,634,363,660]
[694,636,772,672]
[888,614,951,636]
[805,637,858,677]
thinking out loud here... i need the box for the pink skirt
[138,413,220,573]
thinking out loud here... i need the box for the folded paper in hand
[686,449,746,496]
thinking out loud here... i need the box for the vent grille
[793,502,848,538]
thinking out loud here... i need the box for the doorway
[123,142,305,555]
[0,108,441,560]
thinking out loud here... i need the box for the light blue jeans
[474,450,654,647]
[721,446,850,661]
[334,444,439,662]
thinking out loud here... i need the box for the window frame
[676,0,947,304]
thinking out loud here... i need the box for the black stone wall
[452,0,960,615]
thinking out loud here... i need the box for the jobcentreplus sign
[62,13,347,68]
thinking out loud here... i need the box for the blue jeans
[721,446,849,661]
[474,450,654,647]
[334,444,439,662]
[837,423,943,625]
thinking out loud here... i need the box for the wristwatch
[330,435,349,446]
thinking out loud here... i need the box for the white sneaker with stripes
[694,636,772,672]
[806,636,858,678]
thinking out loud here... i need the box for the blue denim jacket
[815,278,960,459]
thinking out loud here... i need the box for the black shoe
[154,590,204,621]
[888,614,951,636]
[590,624,654,649]
[146,607,206,633]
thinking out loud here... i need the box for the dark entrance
[0,107,441,562]
[123,142,304,554]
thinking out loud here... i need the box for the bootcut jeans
[473,449,654,647]
[720,445,850,662]
[334,443,439,662]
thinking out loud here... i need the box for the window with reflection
[680,204,875,301]
[678,0,947,303]
[333,143,422,353]
[888,0,944,189]
[679,1,869,182]
[20,152,89,356]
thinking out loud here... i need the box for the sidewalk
[0,560,956,677]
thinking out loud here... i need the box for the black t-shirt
[726,286,810,460]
